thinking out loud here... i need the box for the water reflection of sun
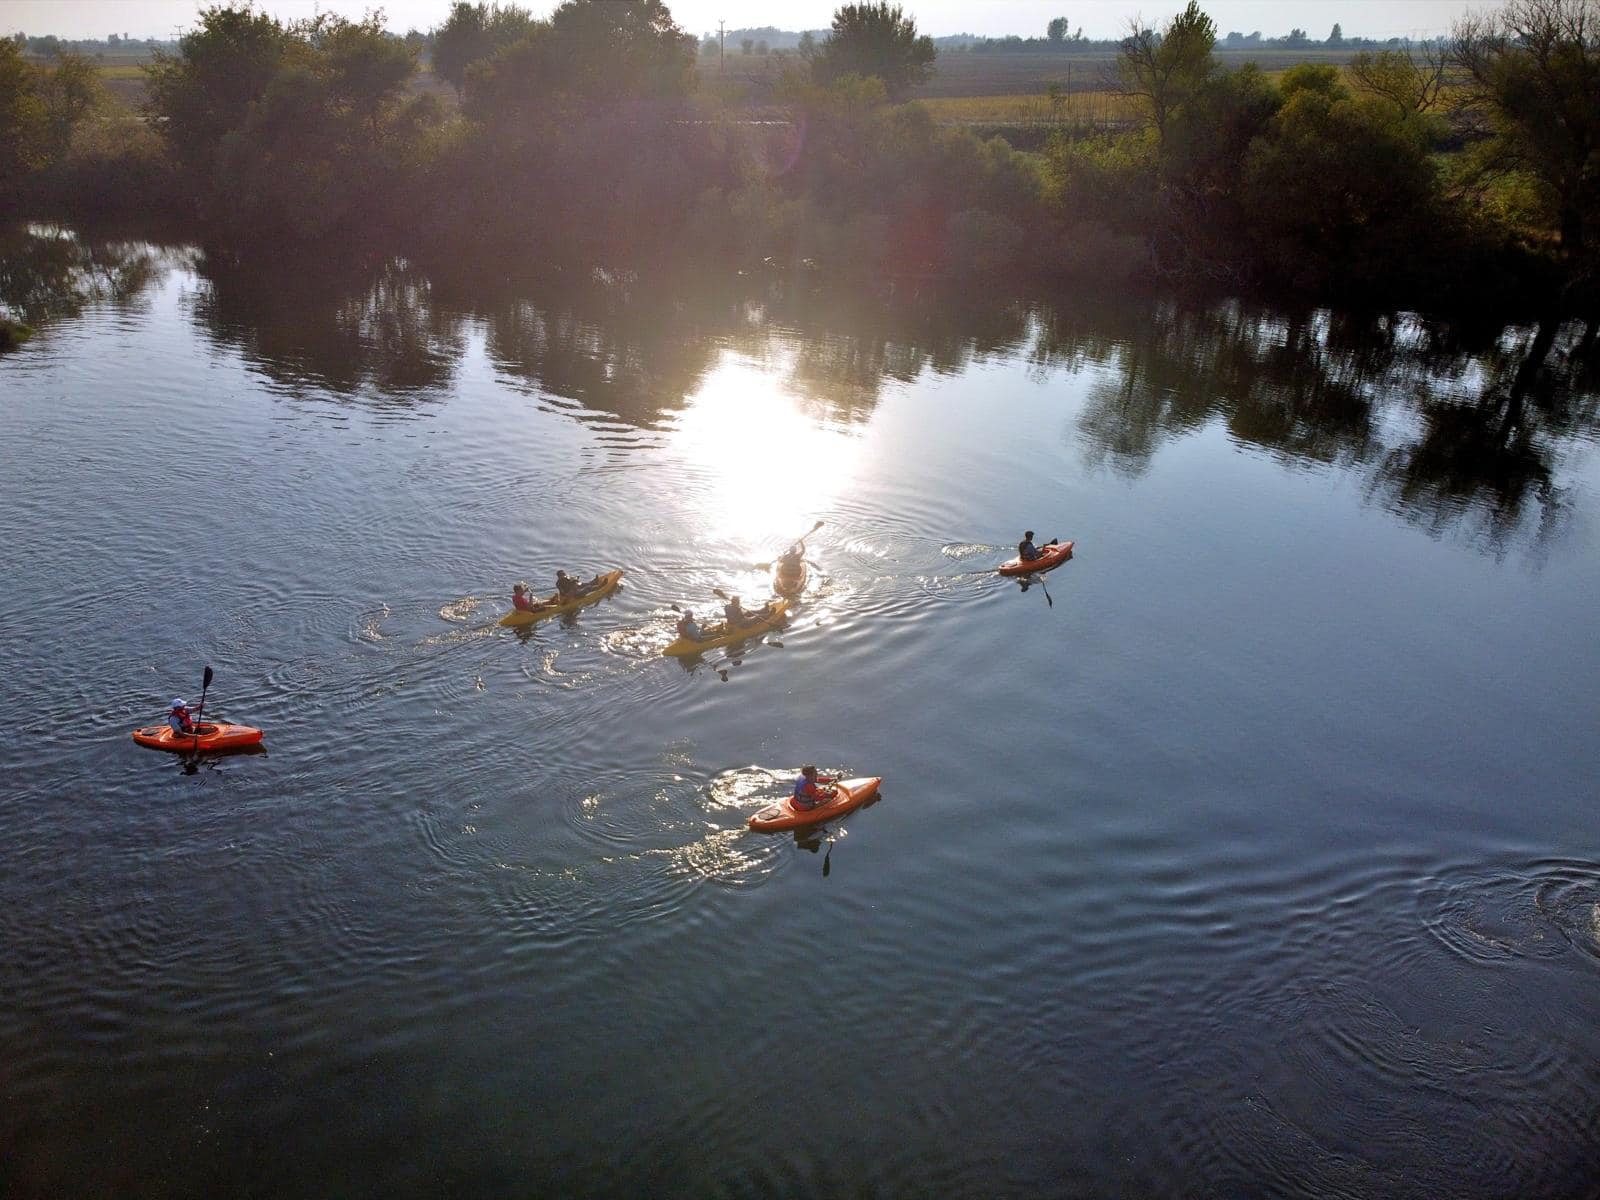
[668,359,862,543]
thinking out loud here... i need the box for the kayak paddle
[192,665,213,755]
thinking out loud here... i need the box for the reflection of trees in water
[1038,300,1380,477]
[10,226,1595,548]
[192,254,465,401]
[1036,295,1600,546]
[767,280,1034,420]
[429,267,1034,432]
[447,267,728,430]
[0,224,175,328]
[1373,319,1599,546]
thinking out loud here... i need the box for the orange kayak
[774,560,808,597]
[132,721,264,753]
[997,540,1073,575]
[749,776,881,831]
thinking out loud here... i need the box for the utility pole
[718,19,725,72]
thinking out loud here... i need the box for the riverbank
[4,3,1594,325]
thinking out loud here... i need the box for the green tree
[1047,17,1070,42]
[1452,0,1600,254]
[38,50,105,158]
[0,38,49,198]
[1348,47,1447,118]
[143,5,295,178]
[1242,70,1441,294]
[466,0,694,122]
[430,2,534,94]
[1117,1,1217,140]
[810,3,935,101]
[307,12,417,139]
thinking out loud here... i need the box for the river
[3,225,1599,1198]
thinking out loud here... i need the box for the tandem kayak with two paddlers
[499,569,624,627]
[662,598,790,657]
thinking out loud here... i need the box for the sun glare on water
[668,358,864,544]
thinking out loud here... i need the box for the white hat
[171,698,186,709]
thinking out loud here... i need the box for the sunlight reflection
[668,358,863,543]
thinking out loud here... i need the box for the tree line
[0,0,1596,319]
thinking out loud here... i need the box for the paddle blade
[202,665,214,690]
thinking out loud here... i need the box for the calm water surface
[3,228,1599,1198]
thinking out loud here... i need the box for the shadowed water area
[3,225,1599,1198]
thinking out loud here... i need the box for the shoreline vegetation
[1,0,1597,325]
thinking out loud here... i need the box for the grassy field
[692,47,1365,98]
[92,46,1366,119]
[908,47,1358,98]
[916,90,1141,129]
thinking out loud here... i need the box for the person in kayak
[167,699,196,735]
[723,595,773,631]
[512,582,550,612]
[555,570,607,601]
[792,765,837,811]
[675,610,705,641]
[777,543,804,574]
[1018,531,1059,562]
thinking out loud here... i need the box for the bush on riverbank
[0,316,34,350]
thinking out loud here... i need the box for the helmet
[171,698,186,710]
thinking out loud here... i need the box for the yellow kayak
[662,599,790,656]
[498,570,624,627]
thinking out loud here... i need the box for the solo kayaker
[792,765,837,811]
[676,610,705,641]
[778,544,803,572]
[1017,531,1059,562]
[167,699,196,735]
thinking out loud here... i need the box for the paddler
[555,570,606,600]
[167,699,197,735]
[1017,530,1059,562]
[791,765,837,811]
[723,594,771,631]
[511,582,548,612]
[675,609,705,641]
[776,543,804,577]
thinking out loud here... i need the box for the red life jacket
[793,776,824,808]
[169,707,194,733]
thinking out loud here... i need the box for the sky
[1,0,1488,42]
